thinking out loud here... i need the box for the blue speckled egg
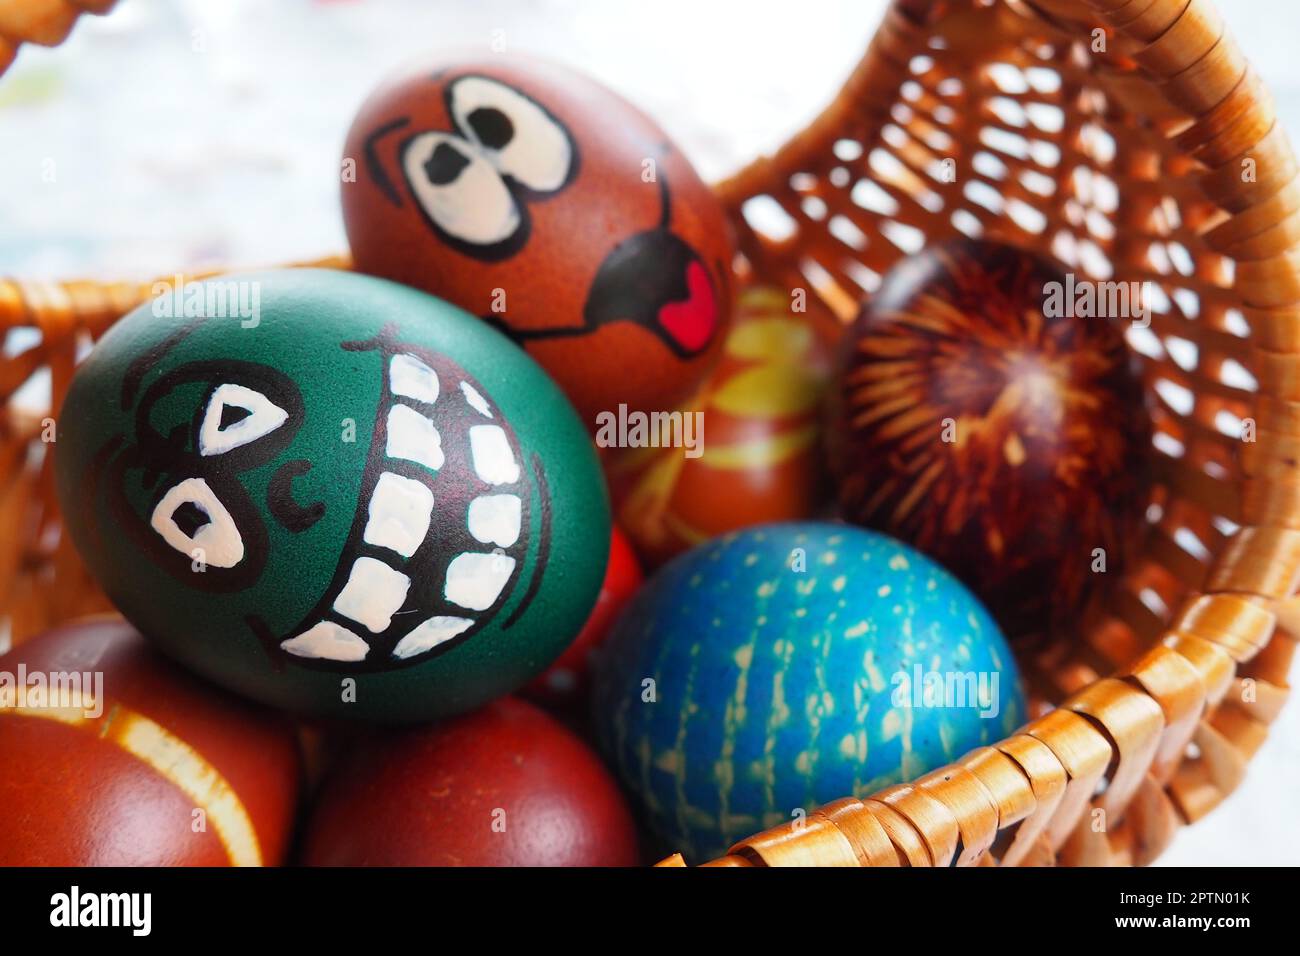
[591,521,1026,862]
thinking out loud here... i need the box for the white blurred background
[1,0,1296,865]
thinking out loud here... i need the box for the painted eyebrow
[362,116,412,207]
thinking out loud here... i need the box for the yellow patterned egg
[608,287,836,568]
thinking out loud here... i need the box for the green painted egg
[55,269,610,722]
[592,521,1026,862]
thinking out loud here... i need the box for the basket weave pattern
[2,0,1297,867]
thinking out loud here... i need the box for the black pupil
[172,500,211,538]
[467,107,514,150]
[219,403,252,430]
[425,142,472,185]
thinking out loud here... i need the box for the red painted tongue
[657,260,716,353]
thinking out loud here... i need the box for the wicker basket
[2,0,1297,868]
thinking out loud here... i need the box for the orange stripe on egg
[0,695,263,866]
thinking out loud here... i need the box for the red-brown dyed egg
[523,524,642,708]
[342,53,734,428]
[0,616,301,866]
[829,239,1151,647]
[302,697,639,866]
[608,285,836,568]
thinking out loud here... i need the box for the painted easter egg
[342,53,734,428]
[302,697,640,866]
[523,523,642,709]
[0,617,300,866]
[53,269,610,722]
[591,521,1026,863]
[829,240,1151,647]
[608,285,836,568]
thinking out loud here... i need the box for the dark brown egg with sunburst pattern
[829,239,1151,648]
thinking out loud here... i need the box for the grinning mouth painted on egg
[97,322,549,673]
[262,327,544,670]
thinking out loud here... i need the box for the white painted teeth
[198,383,289,457]
[150,477,246,567]
[389,353,439,404]
[364,472,434,558]
[278,364,527,664]
[445,551,516,611]
[281,621,370,662]
[467,494,521,547]
[460,381,493,418]
[386,404,446,471]
[469,425,520,484]
[332,556,412,633]
[391,616,474,660]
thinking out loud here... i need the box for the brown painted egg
[0,616,301,866]
[342,53,734,428]
[301,697,640,866]
[829,239,1151,647]
[608,285,836,568]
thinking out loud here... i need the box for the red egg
[524,524,642,708]
[829,239,1152,647]
[302,697,640,866]
[0,616,301,866]
[342,53,734,428]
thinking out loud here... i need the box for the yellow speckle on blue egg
[881,710,902,742]
[592,522,1027,863]
[863,652,887,692]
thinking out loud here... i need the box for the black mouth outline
[253,324,547,674]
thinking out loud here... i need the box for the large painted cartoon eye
[402,131,521,245]
[448,76,574,193]
[199,383,289,456]
[150,477,245,567]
